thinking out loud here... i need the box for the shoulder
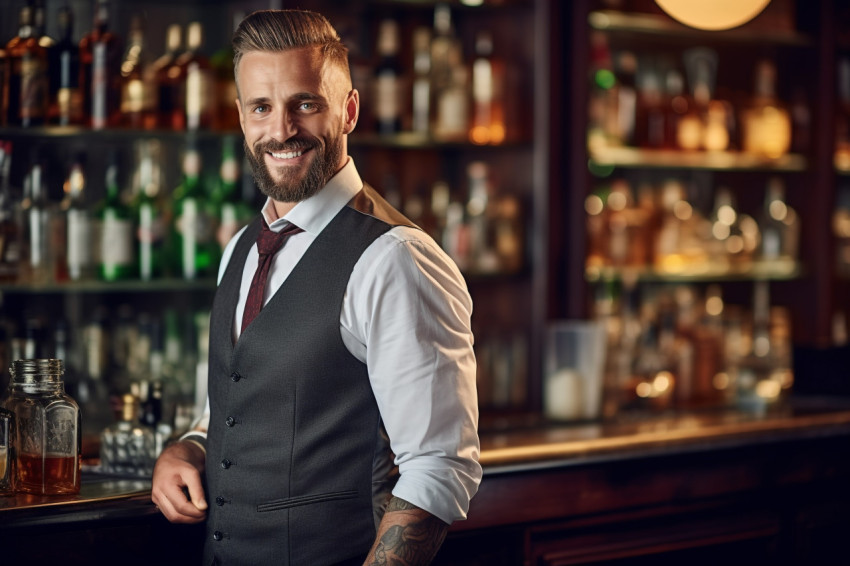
[356,226,470,301]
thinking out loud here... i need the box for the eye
[298,101,319,112]
[252,104,269,114]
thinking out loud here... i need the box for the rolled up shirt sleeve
[344,227,482,524]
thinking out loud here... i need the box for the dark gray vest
[203,186,413,566]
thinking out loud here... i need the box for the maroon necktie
[241,219,303,333]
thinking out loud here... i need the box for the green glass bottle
[97,154,134,281]
[172,146,215,280]
[211,136,251,256]
[132,140,166,281]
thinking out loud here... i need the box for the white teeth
[270,150,303,159]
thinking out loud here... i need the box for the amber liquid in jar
[17,452,80,494]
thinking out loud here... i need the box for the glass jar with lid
[6,359,81,495]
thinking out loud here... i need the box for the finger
[166,481,207,519]
[182,473,208,511]
[160,487,206,523]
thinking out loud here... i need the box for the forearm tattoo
[368,498,449,566]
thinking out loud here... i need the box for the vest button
[225,416,236,427]
[215,496,226,506]
[230,372,242,382]
[221,459,232,469]
[213,531,223,541]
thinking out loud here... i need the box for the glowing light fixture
[654,0,771,31]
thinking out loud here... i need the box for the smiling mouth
[269,149,305,159]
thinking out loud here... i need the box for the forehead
[237,46,341,99]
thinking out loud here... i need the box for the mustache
[254,138,317,154]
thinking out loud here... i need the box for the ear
[235,98,245,134]
[343,89,359,135]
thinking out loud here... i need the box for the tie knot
[256,220,303,256]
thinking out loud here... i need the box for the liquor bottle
[411,27,432,136]
[587,31,614,150]
[676,48,712,151]
[614,50,638,147]
[32,0,56,121]
[0,142,21,283]
[585,185,610,271]
[709,187,759,270]
[99,393,156,476]
[663,69,689,149]
[119,15,154,129]
[151,24,182,130]
[210,12,242,131]
[741,59,791,159]
[80,0,122,130]
[21,162,51,285]
[757,176,799,268]
[5,5,49,127]
[132,139,166,281]
[469,31,506,145]
[172,146,216,279]
[430,3,468,141]
[836,56,850,170]
[373,19,403,136]
[52,4,83,126]
[833,180,850,275]
[212,136,251,253]
[176,22,213,131]
[97,154,134,281]
[634,60,665,149]
[653,179,709,273]
[465,161,496,273]
[140,379,171,457]
[63,157,94,281]
[606,179,651,269]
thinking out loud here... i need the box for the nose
[270,107,298,141]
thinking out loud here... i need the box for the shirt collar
[261,157,363,235]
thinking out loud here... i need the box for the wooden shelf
[0,278,217,294]
[588,10,813,46]
[585,260,803,284]
[589,146,808,172]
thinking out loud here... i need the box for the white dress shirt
[191,158,482,524]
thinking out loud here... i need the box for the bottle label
[138,202,165,280]
[92,43,108,129]
[375,73,400,122]
[412,79,430,134]
[67,209,92,278]
[20,55,48,121]
[101,211,133,270]
[121,78,146,114]
[186,62,211,130]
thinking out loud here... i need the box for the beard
[244,129,344,203]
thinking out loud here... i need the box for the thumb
[184,477,208,511]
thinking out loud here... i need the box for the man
[151,9,481,566]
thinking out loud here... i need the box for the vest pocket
[257,489,359,513]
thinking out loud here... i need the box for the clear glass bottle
[373,18,403,136]
[100,393,155,476]
[6,359,81,495]
[0,404,14,495]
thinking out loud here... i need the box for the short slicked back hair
[232,10,350,88]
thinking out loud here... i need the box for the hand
[151,440,208,524]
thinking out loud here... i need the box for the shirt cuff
[179,431,208,454]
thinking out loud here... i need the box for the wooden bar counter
[2,397,850,565]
